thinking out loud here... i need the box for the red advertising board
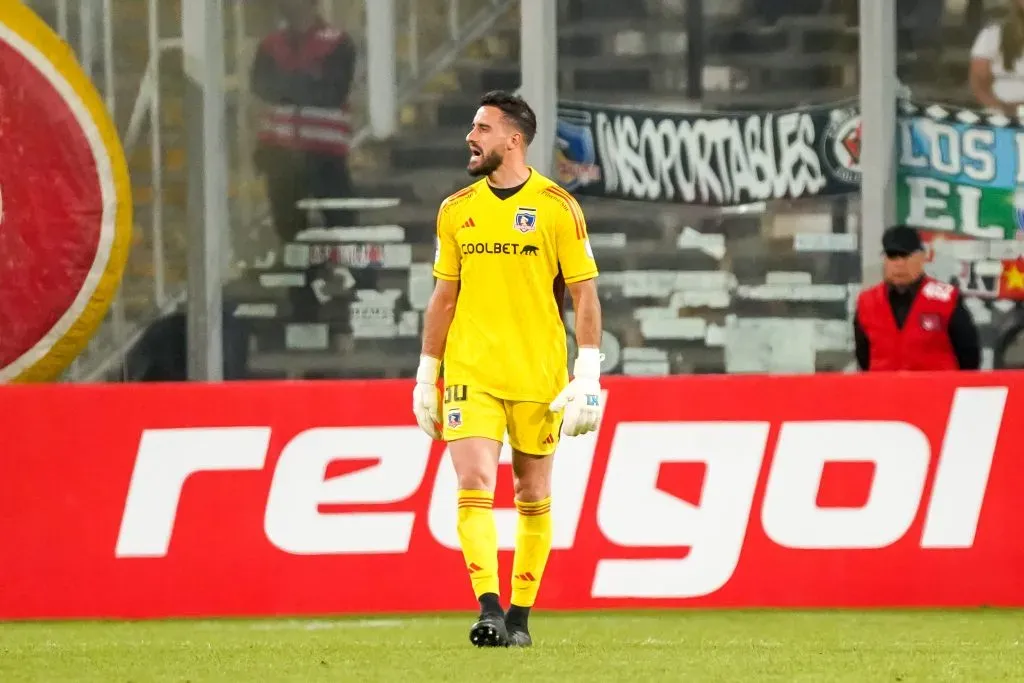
[1,373,1024,620]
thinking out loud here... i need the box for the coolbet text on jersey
[432,169,598,405]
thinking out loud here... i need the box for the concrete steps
[32,0,998,379]
[377,0,987,222]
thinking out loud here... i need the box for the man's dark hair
[479,90,537,146]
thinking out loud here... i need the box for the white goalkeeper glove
[412,355,441,440]
[549,347,604,437]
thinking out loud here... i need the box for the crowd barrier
[1,372,1022,619]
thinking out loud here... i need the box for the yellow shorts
[441,383,562,456]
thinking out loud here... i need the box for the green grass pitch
[2,610,1023,682]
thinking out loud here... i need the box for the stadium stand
[29,0,1019,380]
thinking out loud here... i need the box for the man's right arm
[421,280,459,359]
[314,34,357,106]
[413,204,461,437]
[420,202,462,363]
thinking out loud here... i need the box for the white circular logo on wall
[820,107,862,186]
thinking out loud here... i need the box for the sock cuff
[458,489,494,509]
[515,497,552,515]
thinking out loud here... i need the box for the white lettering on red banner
[264,427,433,554]
[115,427,272,558]
[593,421,767,599]
[4,377,1019,619]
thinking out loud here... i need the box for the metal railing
[25,0,518,381]
[119,0,180,310]
[354,0,517,147]
[26,0,183,380]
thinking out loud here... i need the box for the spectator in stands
[897,0,946,54]
[970,0,1024,115]
[853,226,980,372]
[122,308,251,381]
[250,0,357,245]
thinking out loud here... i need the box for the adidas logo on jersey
[461,218,476,229]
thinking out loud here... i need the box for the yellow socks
[511,497,553,608]
[456,489,499,599]
[457,491,553,610]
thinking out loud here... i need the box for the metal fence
[26,0,187,380]
[16,0,1024,382]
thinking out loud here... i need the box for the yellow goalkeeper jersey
[432,169,599,403]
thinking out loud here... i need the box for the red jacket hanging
[855,277,960,371]
[250,20,356,157]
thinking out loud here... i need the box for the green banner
[896,103,1024,240]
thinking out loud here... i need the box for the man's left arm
[853,312,870,371]
[551,189,600,350]
[948,295,981,370]
[567,279,602,349]
[549,191,603,436]
[314,33,357,106]
[250,42,277,102]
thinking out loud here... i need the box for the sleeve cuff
[432,270,459,281]
[563,270,599,284]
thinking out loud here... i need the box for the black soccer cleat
[506,624,533,648]
[469,611,508,647]
[505,604,532,647]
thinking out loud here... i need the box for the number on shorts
[445,384,468,403]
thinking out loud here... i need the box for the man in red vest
[854,225,980,371]
[250,0,357,244]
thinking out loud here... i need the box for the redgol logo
[114,387,1007,600]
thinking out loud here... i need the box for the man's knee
[512,455,552,502]
[450,438,501,491]
[458,466,495,492]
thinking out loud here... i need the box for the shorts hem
[443,430,504,444]
[508,446,556,458]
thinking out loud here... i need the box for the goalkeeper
[412,90,604,649]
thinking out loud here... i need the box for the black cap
[882,225,923,256]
